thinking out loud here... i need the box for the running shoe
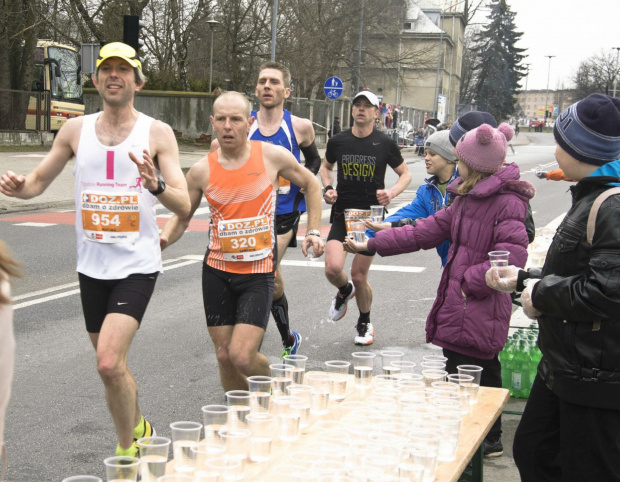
[354,322,375,345]
[116,418,156,457]
[328,282,356,321]
[280,330,302,359]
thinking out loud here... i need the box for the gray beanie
[425,131,457,163]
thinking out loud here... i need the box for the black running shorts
[78,272,158,333]
[201,263,274,329]
[276,211,301,248]
[327,210,375,257]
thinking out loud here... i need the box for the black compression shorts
[78,272,158,333]
[327,210,375,257]
[276,211,301,248]
[201,263,274,329]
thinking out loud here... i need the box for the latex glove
[485,265,519,293]
[343,237,368,253]
[521,279,541,319]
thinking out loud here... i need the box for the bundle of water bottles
[499,322,542,398]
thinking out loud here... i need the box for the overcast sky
[478,0,620,91]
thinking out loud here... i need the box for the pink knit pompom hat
[455,123,514,173]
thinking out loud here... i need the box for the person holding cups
[343,122,534,456]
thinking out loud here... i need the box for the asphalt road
[1,132,569,480]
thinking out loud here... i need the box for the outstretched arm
[0,118,79,199]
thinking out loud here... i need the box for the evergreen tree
[470,0,526,122]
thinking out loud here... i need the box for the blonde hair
[457,169,492,195]
[0,241,21,305]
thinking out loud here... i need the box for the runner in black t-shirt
[320,91,411,345]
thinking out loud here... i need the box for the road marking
[12,256,203,310]
[279,260,425,273]
[14,222,57,227]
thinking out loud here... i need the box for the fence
[0,89,51,132]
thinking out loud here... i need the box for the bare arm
[160,158,208,250]
[319,159,337,204]
[266,143,325,258]
[0,118,79,199]
[133,120,191,218]
[376,162,412,206]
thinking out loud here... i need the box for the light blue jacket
[367,168,459,266]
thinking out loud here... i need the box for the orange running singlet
[205,141,277,274]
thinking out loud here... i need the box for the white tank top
[73,112,162,279]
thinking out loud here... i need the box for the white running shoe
[354,322,375,345]
[328,282,356,321]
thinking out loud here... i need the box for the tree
[571,50,620,102]
[0,0,39,129]
[468,0,526,121]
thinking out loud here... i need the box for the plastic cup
[246,413,277,462]
[225,390,252,428]
[432,412,463,462]
[156,476,194,482]
[351,222,366,242]
[136,436,171,482]
[62,477,102,482]
[457,365,483,404]
[305,372,332,414]
[270,363,294,396]
[420,360,446,370]
[370,205,384,223]
[205,455,243,481]
[190,442,225,473]
[380,350,404,375]
[352,352,376,389]
[273,395,303,441]
[283,355,308,384]
[422,369,448,387]
[390,360,416,375]
[169,421,203,474]
[218,427,250,476]
[201,404,229,444]
[247,376,272,413]
[325,360,351,401]
[103,456,140,482]
[489,250,510,277]
[286,384,313,428]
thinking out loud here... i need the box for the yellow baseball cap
[96,42,142,70]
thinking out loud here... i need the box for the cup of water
[370,205,384,223]
[488,250,510,278]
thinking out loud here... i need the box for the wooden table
[166,377,509,481]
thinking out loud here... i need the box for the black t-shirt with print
[325,128,404,210]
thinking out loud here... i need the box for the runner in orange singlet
[161,92,324,391]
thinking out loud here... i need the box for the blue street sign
[324,76,343,100]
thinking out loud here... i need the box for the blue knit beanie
[449,111,498,147]
[553,94,620,166]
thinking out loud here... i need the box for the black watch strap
[149,178,166,196]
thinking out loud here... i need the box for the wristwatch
[306,229,321,237]
[149,178,166,196]
[322,185,333,196]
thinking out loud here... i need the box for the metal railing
[0,89,51,132]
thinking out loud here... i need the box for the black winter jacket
[531,173,620,409]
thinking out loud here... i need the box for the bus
[30,40,84,132]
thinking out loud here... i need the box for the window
[403,21,416,31]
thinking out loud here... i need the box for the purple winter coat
[367,162,535,359]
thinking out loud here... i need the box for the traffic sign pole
[324,76,343,140]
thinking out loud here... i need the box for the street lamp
[206,16,219,92]
[544,55,555,123]
[613,47,620,98]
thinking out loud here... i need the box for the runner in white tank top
[0,42,190,458]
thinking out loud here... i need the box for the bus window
[48,46,82,102]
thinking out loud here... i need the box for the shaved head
[213,92,251,119]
